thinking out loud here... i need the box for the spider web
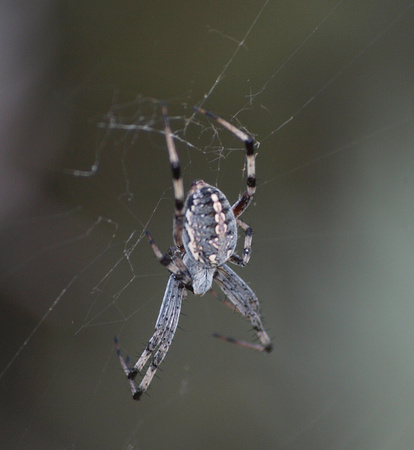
[1,1,414,448]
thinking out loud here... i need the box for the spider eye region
[183,182,237,269]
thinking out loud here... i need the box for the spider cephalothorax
[115,104,272,401]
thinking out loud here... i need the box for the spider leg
[115,274,185,400]
[162,102,185,250]
[212,333,269,352]
[145,230,191,285]
[114,337,138,394]
[209,288,241,314]
[194,107,256,218]
[229,218,253,267]
[214,264,272,353]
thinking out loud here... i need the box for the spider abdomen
[183,180,237,269]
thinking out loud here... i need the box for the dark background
[1,1,414,448]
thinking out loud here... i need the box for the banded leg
[194,107,256,218]
[162,102,185,250]
[229,218,253,267]
[145,230,191,285]
[115,275,185,400]
[214,264,272,353]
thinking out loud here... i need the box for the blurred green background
[1,1,414,448]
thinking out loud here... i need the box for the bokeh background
[1,1,414,448]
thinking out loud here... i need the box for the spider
[115,103,272,401]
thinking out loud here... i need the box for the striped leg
[162,102,185,250]
[145,231,191,285]
[194,107,256,218]
[229,218,253,267]
[214,264,272,353]
[115,275,185,400]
